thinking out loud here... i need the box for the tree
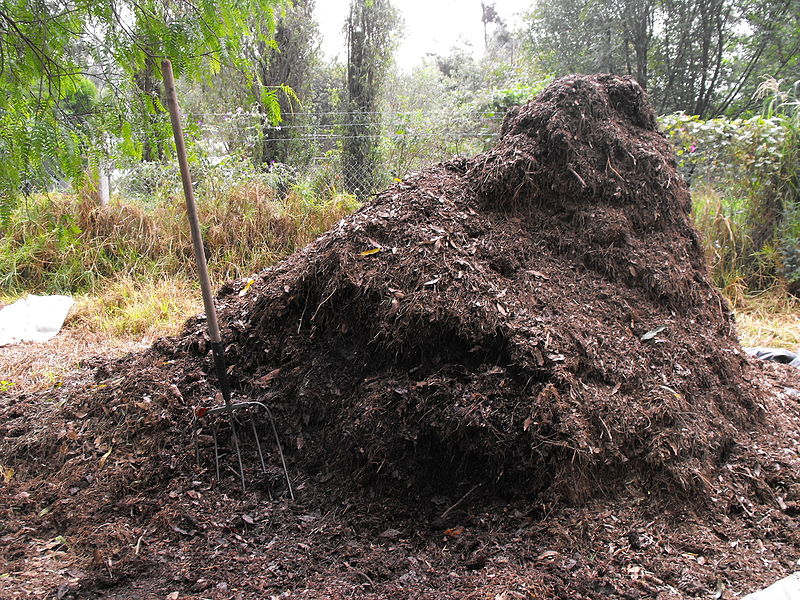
[481,3,500,51]
[714,0,800,115]
[343,0,400,197]
[619,0,653,91]
[522,0,611,74]
[0,0,285,216]
[252,0,319,167]
[522,0,800,117]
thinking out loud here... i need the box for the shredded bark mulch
[2,74,798,599]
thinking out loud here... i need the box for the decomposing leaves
[640,325,667,341]
[98,447,113,469]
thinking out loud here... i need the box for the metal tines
[196,395,294,497]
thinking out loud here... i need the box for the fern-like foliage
[0,0,287,221]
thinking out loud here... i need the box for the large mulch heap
[1,74,798,599]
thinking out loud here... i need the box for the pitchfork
[162,59,293,497]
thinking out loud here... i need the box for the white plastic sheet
[0,294,74,346]
[742,573,800,600]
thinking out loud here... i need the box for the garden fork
[162,59,292,497]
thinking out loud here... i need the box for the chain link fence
[185,109,506,198]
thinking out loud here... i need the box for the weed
[691,187,750,289]
[664,97,800,291]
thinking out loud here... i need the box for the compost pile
[2,74,798,599]
[205,73,758,499]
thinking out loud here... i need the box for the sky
[313,0,531,72]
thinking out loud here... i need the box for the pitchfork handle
[161,59,232,406]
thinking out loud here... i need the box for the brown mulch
[1,74,799,599]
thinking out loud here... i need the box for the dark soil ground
[2,75,798,599]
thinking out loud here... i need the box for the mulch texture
[1,74,798,599]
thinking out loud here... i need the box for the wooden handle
[160,59,222,345]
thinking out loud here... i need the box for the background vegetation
[1,0,799,362]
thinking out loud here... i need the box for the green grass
[69,275,202,338]
[0,179,360,297]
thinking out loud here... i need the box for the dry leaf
[238,278,255,297]
[298,514,317,523]
[98,447,113,469]
[255,368,281,386]
[92,548,105,566]
[380,528,401,539]
[640,325,666,341]
[387,297,400,316]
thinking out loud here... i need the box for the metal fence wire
[188,110,506,198]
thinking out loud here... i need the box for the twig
[134,532,145,555]
[568,166,586,187]
[439,483,481,521]
[353,569,374,587]
[310,288,337,322]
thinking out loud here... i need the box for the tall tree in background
[652,0,732,115]
[620,0,653,91]
[344,0,399,197]
[481,2,515,63]
[253,0,318,166]
[481,3,500,51]
[523,0,800,117]
[713,0,800,115]
[523,0,615,74]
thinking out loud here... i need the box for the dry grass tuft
[69,275,201,338]
[0,182,360,296]
[731,287,800,349]
[0,329,146,395]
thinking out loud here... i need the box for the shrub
[661,82,800,292]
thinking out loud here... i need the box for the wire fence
[184,109,507,197]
